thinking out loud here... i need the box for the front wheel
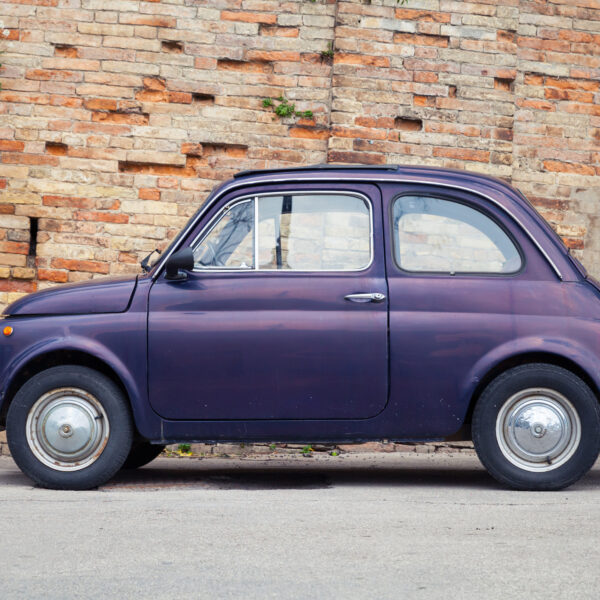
[7,366,133,490]
[472,364,600,491]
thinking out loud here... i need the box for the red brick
[25,69,82,82]
[0,30,20,41]
[0,140,25,152]
[42,195,95,209]
[73,211,129,223]
[0,241,29,255]
[51,258,109,274]
[142,77,166,91]
[414,71,438,83]
[395,9,450,22]
[55,46,79,58]
[139,188,160,200]
[543,160,595,175]
[545,88,594,103]
[334,53,390,68]
[50,95,83,108]
[289,127,330,140]
[355,117,395,128]
[546,77,599,91]
[221,11,277,25]
[0,280,36,293]
[180,143,203,156]
[2,154,59,166]
[38,268,68,283]
[84,98,118,111]
[246,50,301,63]
[517,99,556,111]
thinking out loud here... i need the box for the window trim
[152,177,562,281]
[190,190,375,274]
[390,192,526,277]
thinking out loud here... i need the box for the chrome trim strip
[187,190,375,274]
[152,176,563,280]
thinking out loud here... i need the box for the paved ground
[0,452,599,599]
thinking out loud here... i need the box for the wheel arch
[0,348,144,435]
[463,350,600,429]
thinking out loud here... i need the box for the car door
[147,183,388,420]
[383,183,560,438]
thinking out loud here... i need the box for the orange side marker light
[3,326,13,337]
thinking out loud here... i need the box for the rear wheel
[122,440,165,470]
[7,366,133,490]
[472,364,600,490]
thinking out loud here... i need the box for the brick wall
[1,0,599,311]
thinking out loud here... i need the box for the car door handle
[344,292,386,303]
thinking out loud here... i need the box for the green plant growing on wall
[320,41,334,62]
[262,95,313,120]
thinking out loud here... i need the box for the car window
[393,195,522,274]
[193,200,254,269]
[194,193,371,271]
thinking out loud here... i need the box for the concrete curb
[0,431,475,459]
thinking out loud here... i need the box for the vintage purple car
[2,164,600,490]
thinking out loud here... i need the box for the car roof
[232,163,513,192]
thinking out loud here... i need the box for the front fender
[0,311,161,439]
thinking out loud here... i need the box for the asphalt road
[0,452,599,599]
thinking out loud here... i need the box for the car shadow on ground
[100,457,497,491]
[2,455,599,491]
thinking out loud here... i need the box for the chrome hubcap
[26,388,109,472]
[496,388,581,472]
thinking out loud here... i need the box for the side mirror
[165,248,194,281]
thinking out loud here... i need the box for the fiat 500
[2,164,600,490]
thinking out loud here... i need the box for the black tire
[472,363,600,491]
[121,440,165,470]
[6,365,133,490]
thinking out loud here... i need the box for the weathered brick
[50,258,109,274]
[221,11,277,25]
[37,268,68,282]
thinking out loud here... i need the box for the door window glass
[193,200,254,269]
[194,194,371,271]
[393,195,522,274]
[258,194,370,271]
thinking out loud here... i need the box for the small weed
[263,95,313,120]
[301,445,314,456]
[177,443,192,455]
[330,450,339,457]
[269,443,277,450]
[320,41,334,61]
